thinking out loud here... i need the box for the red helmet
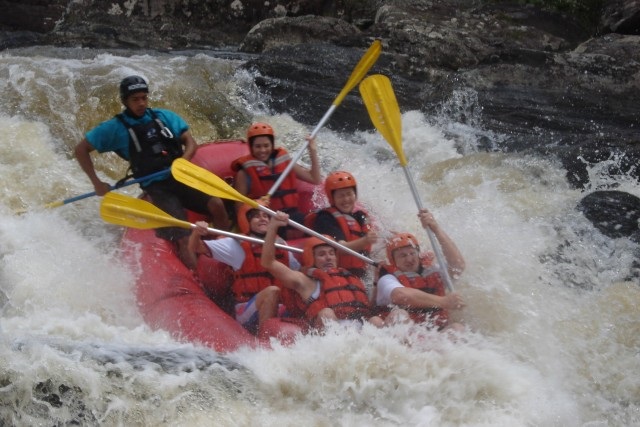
[324,171,357,205]
[246,122,274,145]
[236,200,266,234]
[386,232,419,266]
[302,235,335,267]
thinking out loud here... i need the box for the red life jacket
[232,239,289,303]
[231,147,299,211]
[304,207,371,276]
[379,257,448,327]
[302,267,371,321]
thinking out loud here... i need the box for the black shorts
[143,176,212,241]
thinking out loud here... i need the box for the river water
[0,47,638,426]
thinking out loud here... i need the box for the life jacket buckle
[160,126,174,139]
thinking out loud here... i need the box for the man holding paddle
[375,209,466,331]
[186,202,302,336]
[262,211,385,329]
[75,75,230,266]
[305,170,377,279]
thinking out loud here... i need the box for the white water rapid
[0,47,638,426]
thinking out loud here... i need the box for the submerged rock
[577,190,640,241]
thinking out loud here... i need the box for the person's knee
[444,321,465,332]
[258,286,280,303]
[317,307,337,321]
[207,196,225,212]
[387,308,411,325]
[207,197,231,229]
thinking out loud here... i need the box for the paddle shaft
[402,165,455,292]
[106,200,302,253]
[257,204,377,266]
[266,105,335,197]
[266,40,382,198]
[359,74,455,291]
[169,158,376,264]
[46,169,170,208]
[201,226,303,254]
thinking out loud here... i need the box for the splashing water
[0,47,638,426]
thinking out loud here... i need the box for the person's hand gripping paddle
[264,40,382,204]
[359,74,455,292]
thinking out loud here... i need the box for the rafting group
[71,41,469,346]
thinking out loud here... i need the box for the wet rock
[240,15,359,53]
[577,190,640,241]
[601,0,640,34]
[1,0,639,189]
[0,0,67,33]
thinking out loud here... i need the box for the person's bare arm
[180,130,197,160]
[337,232,378,253]
[293,136,322,184]
[261,212,316,300]
[419,208,466,277]
[391,286,465,311]
[74,138,111,196]
[184,221,212,269]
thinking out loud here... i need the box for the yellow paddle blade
[44,201,64,209]
[333,39,382,106]
[100,192,191,230]
[359,74,406,166]
[171,158,258,207]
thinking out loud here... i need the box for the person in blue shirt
[74,75,230,268]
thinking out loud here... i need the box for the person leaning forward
[185,202,302,336]
[261,211,385,330]
[74,75,230,266]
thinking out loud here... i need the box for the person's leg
[255,286,281,331]
[171,179,231,231]
[314,307,338,329]
[143,181,193,267]
[386,307,412,325]
[235,297,259,335]
[206,196,231,231]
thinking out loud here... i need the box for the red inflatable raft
[119,140,317,353]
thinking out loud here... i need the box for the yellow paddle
[171,158,378,266]
[265,40,382,201]
[99,192,302,253]
[359,74,455,292]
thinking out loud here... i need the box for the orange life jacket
[304,207,371,276]
[379,257,448,327]
[302,267,371,321]
[232,239,289,303]
[231,147,298,211]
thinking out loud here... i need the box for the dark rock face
[242,2,640,189]
[1,0,639,193]
[0,0,67,33]
[0,0,334,49]
[240,15,360,53]
[600,0,640,34]
[577,190,640,242]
